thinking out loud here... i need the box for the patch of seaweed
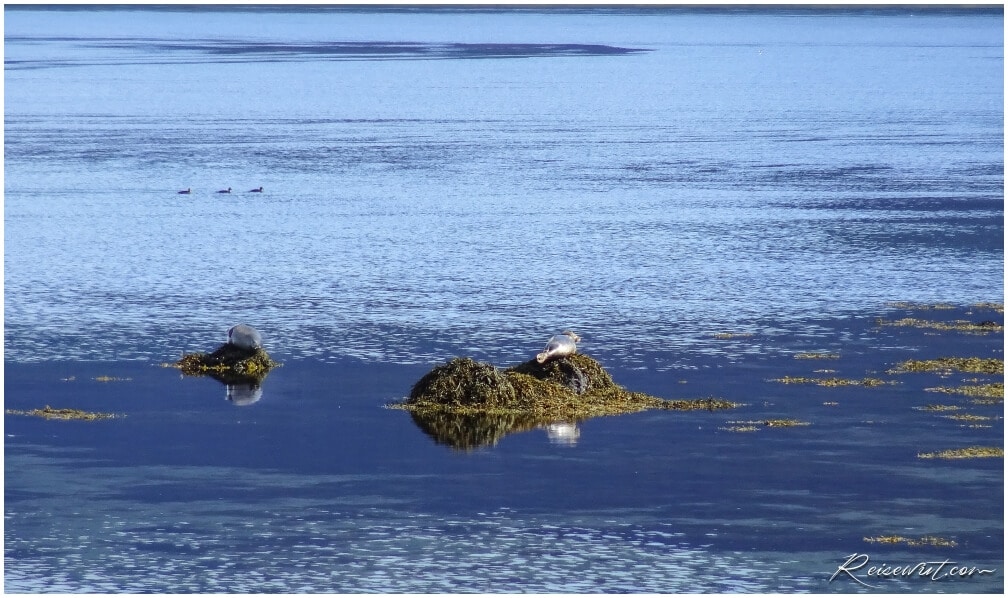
[888,357,1003,375]
[943,413,996,422]
[5,405,120,421]
[926,383,1003,399]
[864,535,958,548]
[875,317,1003,334]
[168,343,279,385]
[917,446,1003,459]
[721,419,810,432]
[972,302,1004,313]
[772,376,888,387]
[885,302,957,311]
[395,353,737,447]
[794,352,840,360]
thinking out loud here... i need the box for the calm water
[4,6,1004,593]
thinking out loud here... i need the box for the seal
[227,324,262,350]
[536,331,581,364]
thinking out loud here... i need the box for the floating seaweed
[926,383,1003,399]
[5,405,121,421]
[875,317,1003,334]
[972,302,1005,313]
[917,446,1003,460]
[885,302,957,311]
[772,376,888,387]
[793,352,840,360]
[889,357,1003,375]
[918,404,960,412]
[167,343,279,386]
[94,375,132,383]
[712,332,754,340]
[393,353,737,448]
[864,535,958,547]
[943,413,996,422]
[721,419,810,432]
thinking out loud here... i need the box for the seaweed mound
[396,353,735,449]
[401,353,734,420]
[171,343,279,385]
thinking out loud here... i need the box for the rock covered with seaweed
[168,326,279,386]
[393,352,735,448]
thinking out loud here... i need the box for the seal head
[227,324,262,350]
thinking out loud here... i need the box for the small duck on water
[536,331,581,363]
[217,187,232,194]
[177,188,191,194]
[249,186,264,193]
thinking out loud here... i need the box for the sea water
[4,6,1004,593]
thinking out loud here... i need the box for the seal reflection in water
[227,324,262,350]
[226,383,263,406]
[543,422,581,446]
[536,331,581,363]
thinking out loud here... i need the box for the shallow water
[4,6,1004,593]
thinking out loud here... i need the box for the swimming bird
[217,187,232,194]
[227,324,262,350]
[178,188,191,194]
[249,186,263,193]
[536,331,581,364]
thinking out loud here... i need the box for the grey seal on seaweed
[536,331,581,364]
[227,324,262,350]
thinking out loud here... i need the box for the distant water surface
[4,6,1004,594]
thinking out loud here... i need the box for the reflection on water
[407,410,548,450]
[543,422,580,446]
[408,410,585,449]
[226,382,263,406]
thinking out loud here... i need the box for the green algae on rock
[5,405,120,421]
[168,343,279,385]
[394,353,737,447]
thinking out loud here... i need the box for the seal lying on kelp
[227,324,262,350]
[536,331,581,364]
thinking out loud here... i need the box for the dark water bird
[217,187,232,194]
[177,188,191,194]
[536,331,581,364]
[249,186,264,193]
[227,324,262,350]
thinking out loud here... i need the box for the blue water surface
[4,6,1004,593]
